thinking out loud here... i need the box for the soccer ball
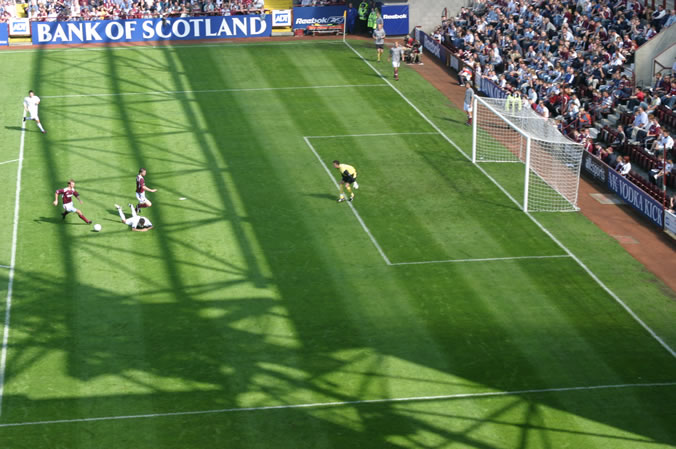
[93,224,102,232]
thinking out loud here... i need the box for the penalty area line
[41,84,389,99]
[0,111,27,416]
[0,159,21,167]
[390,255,571,266]
[306,132,438,139]
[0,381,674,428]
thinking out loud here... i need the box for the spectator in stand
[666,193,676,213]
[652,5,668,30]
[625,106,648,140]
[618,155,632,176]
[578,107,592,129]
[650,159,673,185]
[665,10,676,28]
[595,91,614,119]
[651,129,674,157]
[660,79,676,109]
[639,114,661,148]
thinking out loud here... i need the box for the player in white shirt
[23,90,46,134]
[115,203,153,231]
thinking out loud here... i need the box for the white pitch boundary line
[41,83,389,99]
[0,111,27,416]
[391,255,571,266]
[306,132,438,139]
[343,41,676,360]
[0,381,674,428]
[0,266,9,269]
[0,159,21,167]
[304,136,392,265]
[0,39,345,55]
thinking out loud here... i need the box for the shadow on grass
[3,39,676,449]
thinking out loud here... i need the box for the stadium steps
[607,113,620,126]
[9,37,32,46]
[266,0,292,9]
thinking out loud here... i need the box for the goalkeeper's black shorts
[342,174,356,184]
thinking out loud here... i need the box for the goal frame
[471,96,583,213]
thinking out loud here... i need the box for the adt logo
[273,10,291,26]
[11,21,28,33]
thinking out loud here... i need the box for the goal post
[472,96,584,212]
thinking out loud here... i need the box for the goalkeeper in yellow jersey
[333,160,359,202]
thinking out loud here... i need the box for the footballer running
[333,160,359,202]
[23,90,46,134]
[53,179,92,224]
[135,168,157,213]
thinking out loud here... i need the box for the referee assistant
[333,160,359,202]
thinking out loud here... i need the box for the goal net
[472,97,584,212]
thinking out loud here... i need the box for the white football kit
[24,95,40,120]
[126,215,152,229]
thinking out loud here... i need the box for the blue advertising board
[607,169,664,227]
[480,77,507,99]
[32,15,271,46]
[0,23,8,46]
[292,6,346,30]
[382,5,408,35]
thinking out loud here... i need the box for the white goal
[472,97,584,212]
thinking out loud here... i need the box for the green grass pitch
[0,39,675,448]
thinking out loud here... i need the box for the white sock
[118,208,126,222]
[130,204,137,217]
[37,123,45,132]
[354,181,359,189]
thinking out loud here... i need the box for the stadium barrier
[0,23,8,46]
[415,28,451,66]
[581,151,665,228]
[665,211,676,236]
[415,28,505,98]
[292,5,346,30]
[31,15,272,45]
[381,5,409,35]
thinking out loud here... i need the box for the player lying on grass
[115,204,153,231]
[333,160,359,202]
[54,179,92,224]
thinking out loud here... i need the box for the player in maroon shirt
[53,179,92,224]
[135,168,157,213]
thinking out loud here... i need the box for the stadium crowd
[0,0,266,21]
[434,0,676,202]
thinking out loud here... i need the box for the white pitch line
[0,381,674,428]
[304,136,391,265]
[306,132,438,139]
[343,40,676,360]
[0,39,345,55]
[0,159,21,166]
[0,111,27,416]
[41,84,388,99]
[391,255,572,266]
[0,266,9,269]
